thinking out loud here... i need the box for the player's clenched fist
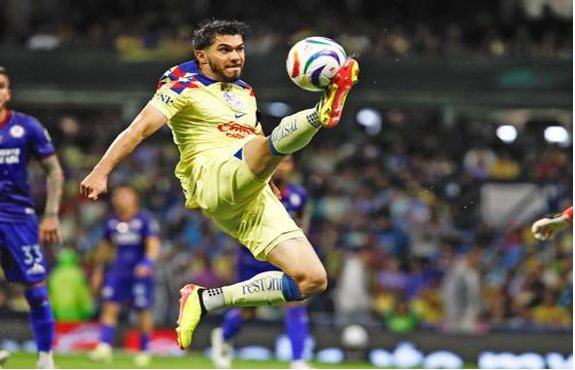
[80,171,108,200]
[532,206,573,241]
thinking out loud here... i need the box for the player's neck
[117,209,138,220]
[0,109,11,127]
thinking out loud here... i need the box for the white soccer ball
[341,325,369,349]
[286,36,347,92]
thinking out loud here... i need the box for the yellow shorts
[185,137,304,260]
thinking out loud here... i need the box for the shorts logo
[10,125,25,138]
[223,91,244,110]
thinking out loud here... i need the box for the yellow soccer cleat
[318,58,360,128]
[176,284,206,350]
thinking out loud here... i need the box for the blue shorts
[238,248,280,282]
[101,273,154,310]
[0,218,47,284]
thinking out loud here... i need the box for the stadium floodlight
[496,125,518,143]
[356,108,382,135]
[544,126,570,145]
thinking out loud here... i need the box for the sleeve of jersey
[149,72,193,120]
[29,119,56,158]
[563,206,573,221]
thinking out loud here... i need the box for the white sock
[37,351,54,369]
[201,287,225,311]
[268,109,320,155]
[201,271,287,312]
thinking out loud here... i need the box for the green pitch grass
[3,352,377,369]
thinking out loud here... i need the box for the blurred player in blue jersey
[0,67,64,369]
[89,186,160,367]
[211,156,313,369]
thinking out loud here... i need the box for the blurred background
[0,0,572,367]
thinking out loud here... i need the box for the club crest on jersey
[223,91,244,110]
[10,125,25,138]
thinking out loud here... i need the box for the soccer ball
[341,324,369,349]
[286,36,347,92]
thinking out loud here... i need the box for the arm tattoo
[40,155,64,216]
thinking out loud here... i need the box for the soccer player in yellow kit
[80,19,359,350]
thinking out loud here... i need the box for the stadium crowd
[0,0,572,60]
[0,108,571,334]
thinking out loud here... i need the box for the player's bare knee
[296,268,328,297]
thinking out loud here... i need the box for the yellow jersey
[149,60,261,207]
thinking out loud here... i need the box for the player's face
[197,34,245,82]
[112,187,139,215]
[0,74,12,111]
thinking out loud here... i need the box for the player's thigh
[196,147,269,215]
[242,135,285,179]
[227,188,305,261]
[0,219,47,285]
[266,236,326,282]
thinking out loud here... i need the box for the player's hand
[134,258,155,277]
[134,264,153,277]
[532,215,571,240]
[39,215,62,246]
[80,171,108,200]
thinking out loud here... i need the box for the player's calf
[25,283,55,368]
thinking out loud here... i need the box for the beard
[208,60,242,83]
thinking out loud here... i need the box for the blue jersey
[0,111,55,221]
[279,183,308,219]
[103,211,159,278]
[238,183,308,279]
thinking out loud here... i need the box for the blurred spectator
[48,249,95,321]
[441,249,482,333]
[384,299,420,334]
[333,247,372,325]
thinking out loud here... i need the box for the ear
[6,88,11,103]
[195,50,208,64]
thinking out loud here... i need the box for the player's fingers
[39,230,48,246]
[88,190,99,201]
[55,230,63,244]
[46,230,56,246]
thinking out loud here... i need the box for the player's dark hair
[192,19,249,53]
[0,66,8,78]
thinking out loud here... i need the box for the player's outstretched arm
[39,154,64,246]
[80,104,167,200]
[532,206,573,240]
